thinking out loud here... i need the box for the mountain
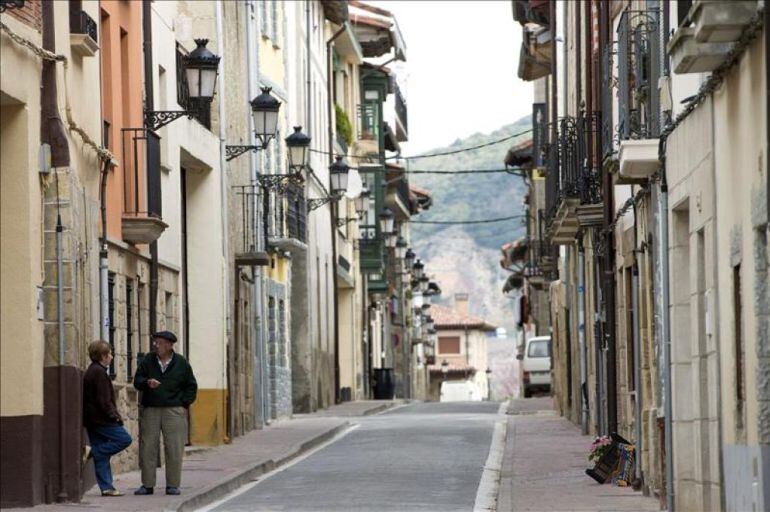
[408,116,531,334]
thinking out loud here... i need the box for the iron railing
[600,44,614,159]
[394,83,408,137]
[578,112,602,205]
[234,184,263,256]
[121,128,162,218]
[617,8,661,141]
[285,183,307,243]
[70,8,98,43]
[264,183,306,244]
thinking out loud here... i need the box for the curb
[168,422,350,512]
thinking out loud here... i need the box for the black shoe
[134,486,154,495]
[165,486,180,495]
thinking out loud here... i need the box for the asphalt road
[208,401,502,512]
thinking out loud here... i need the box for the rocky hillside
[409,116,530,333]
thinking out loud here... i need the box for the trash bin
[373,368,395,399]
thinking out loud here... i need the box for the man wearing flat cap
[133,331,197,496]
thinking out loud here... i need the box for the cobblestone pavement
[498,398,661,511]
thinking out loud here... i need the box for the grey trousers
[140,406,187,488]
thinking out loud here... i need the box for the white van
[440,380,482,402]
[519,335,552,398]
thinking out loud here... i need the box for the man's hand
[147,379,161,389]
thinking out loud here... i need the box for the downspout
[578,237,588,435]
[327,24,346,403]
[100,160,110,341]
[142,0,159,336]
[41,1,71,502]
[247,0,268,426]
[215,0,231,442]
[632,255,642,483]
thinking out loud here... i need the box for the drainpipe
[215,0,231,441]
[40,0,71,501]
[142,0,159,336]
[657,164,674,511]
[632,257,642,483]
[327,24,346,403]
[578,237,588,434]
[100,160,110,341]
[248,0,268,426]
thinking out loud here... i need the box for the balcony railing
[266,183,306,245]
[617,8,661,141]
[70,9,97,43]
[394,83,408,141]
[233,185,267,265]
[600,44,613,160]
[577,112,602,205]
[357,104,379,142]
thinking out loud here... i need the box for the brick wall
[5,0,42,32]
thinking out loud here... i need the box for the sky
[370,1,532,155]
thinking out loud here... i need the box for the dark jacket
[133,352,197,408]
[83,362,122,429]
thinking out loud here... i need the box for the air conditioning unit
[691,1,758,43]
[666,26,732,74]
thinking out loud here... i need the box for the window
[438,337,461,355]
[527,339,550,358]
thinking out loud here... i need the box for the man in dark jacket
[133,331,197,496]
[83,340,132,496]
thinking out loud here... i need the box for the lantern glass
[404,249,415,268]
[419,276,429,292]
[251,87,281,146]
[413,260,424,279]
[184,39,220,99]
[285,126,311,173]
[330,156,350,194]
[355,189,369,217]
[395,237,407,259]
[379,207,394,234]
[385,232,397,248]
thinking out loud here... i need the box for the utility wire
[411,214,526,225]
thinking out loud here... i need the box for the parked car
[518,335,551,398]
[440,380,482,402]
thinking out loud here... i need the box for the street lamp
[285,126,311,176]
[145,39,221,130]
[413,259,424,279]
[379,207,394,234]
[251,86,281,147]
[425,315,435,332]
[183,39,221,100]
[355,187,370,219]
[419,275,429,293]
[395,237,408,259]
[385,231,397,248]
[404,248,416,269]
[441,359,449,380]
[330,156,351,195]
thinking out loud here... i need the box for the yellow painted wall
[190,388,228,445]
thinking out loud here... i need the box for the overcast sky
[370,1,531,155]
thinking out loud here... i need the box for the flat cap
[152,330,177,343]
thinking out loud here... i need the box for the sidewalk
[4,401,397,512]
[300,399,403,418]
[498,399,661,511]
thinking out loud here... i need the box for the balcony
[545,118,581,244]
[384,164,410,219]
[121,128,167,245]
[357,103,380,156]
[69,8,98,56]
[616,7,662,183]
[394,83,408,142]
[267,183,307,252]
[233,185,269,266]
[517,24,552,81]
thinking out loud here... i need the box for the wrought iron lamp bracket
[257,173,303,191]
[144,110,195,131]
[226,145,261,161]
[307,194,341,212]
[335,217,358,228]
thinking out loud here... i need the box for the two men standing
[82,331,197,497]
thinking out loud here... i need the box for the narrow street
[206,402,503,512]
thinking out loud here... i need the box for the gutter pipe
[327,23,347,403]
[578,237,588,435]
